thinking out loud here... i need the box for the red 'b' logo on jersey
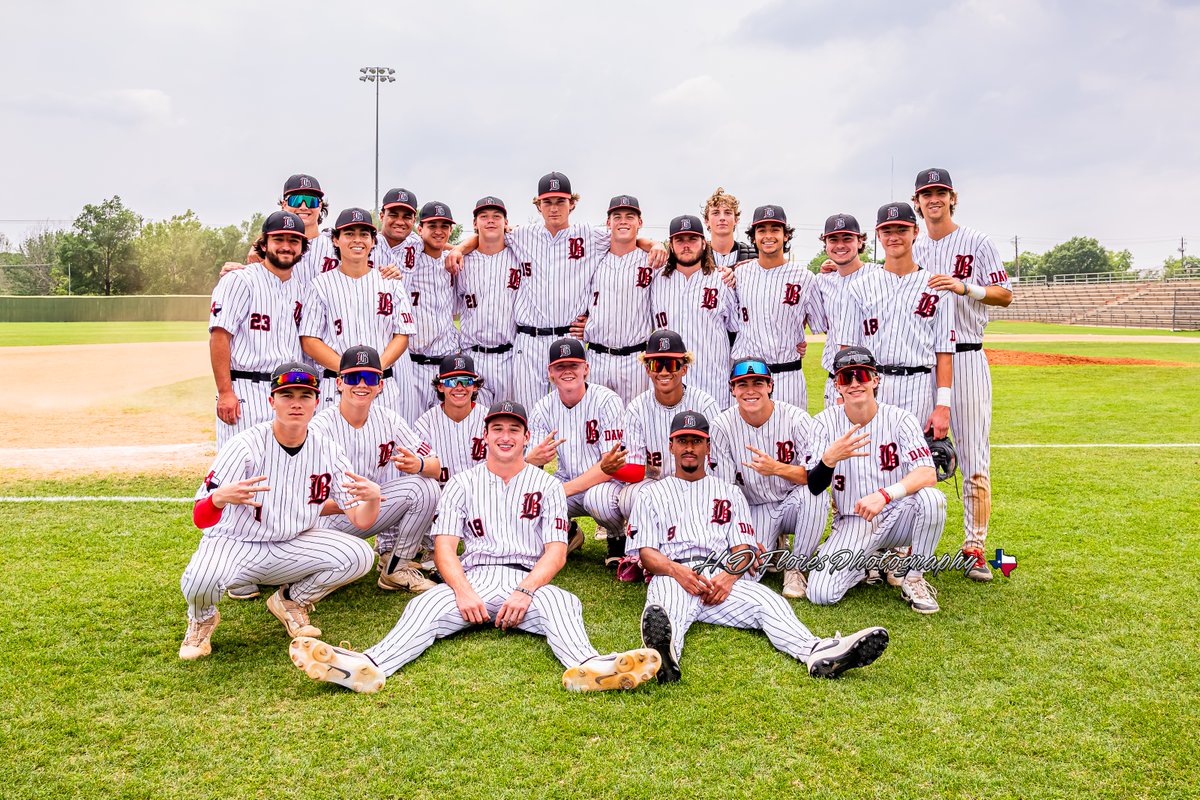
[952,254,974,279]
[710,498,733,524]
[879,443,900,471]
[520,491,543,519]
[776,441,795,464]
[507,268,522,290]
[307,473,332,504]
[568,237,585,260]
[471,437,487,461]
[321,256,338,273]
[914,292,940,318]
[585,419,599,444]
[782,283,802,306]
[700,287,719,310]
[293,302,302,326]
[376,292,393,316]
[404,247,415,268]
[636,267,653,288]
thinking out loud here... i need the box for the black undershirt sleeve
[807,459,833,495]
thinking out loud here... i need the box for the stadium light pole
[359,66,396,216]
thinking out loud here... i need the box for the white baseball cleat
[561,648,662,692]
[290,637,385,694]
[901,575,940,614]
[782,569,808,599]
[267,589,321,638]
[179,611,220,660]
[807,627,889,678]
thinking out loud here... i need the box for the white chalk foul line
[995,443,1200,448]
[0,496,192,502]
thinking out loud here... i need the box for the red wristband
[879,489,892,504]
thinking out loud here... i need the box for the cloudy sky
[2,0,1197,268]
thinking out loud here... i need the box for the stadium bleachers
[990,277,1200,330]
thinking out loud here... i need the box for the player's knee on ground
[805,571,850,606]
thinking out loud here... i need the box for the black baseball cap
[438,353,478,378]
[915,168,953,193]
[334,207,377,232]
[381,188,418,213]
[339,345,383,374]
[548,337,587,365]
[473,196,507,217]
[833,346,878,373]
[537,171,572,199]
[669,410,710,439]
[262,210,305,237]
[419,201,454,224]
[283,174,323,197]
[875,202,918,229]
[645,329,687,357]
[608,195,640,214]
[669,214,704,238]
[750,204,787,227]
[820,213,863,239]
[730,358,772,383]
[484,400,528,428]
[270,362,320,394]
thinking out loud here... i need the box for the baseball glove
[925,433,958,482]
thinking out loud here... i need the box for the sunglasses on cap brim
[835,367,877,386]
[340,371,382,386]
[272,371,320,391]
[645,357,684,373]
[439,376,479,388]
[731,360,771,380]
[284,194,322,209]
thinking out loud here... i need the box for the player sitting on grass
[631,410,890,683]
[179,362,380,660]
[288,400,661,694]
[804,346,948,614]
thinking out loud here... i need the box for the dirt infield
[985,349,1198,367]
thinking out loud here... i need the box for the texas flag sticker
[988,548,1018,577]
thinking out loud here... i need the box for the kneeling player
[179,363,379,659]
[630,410,889,683]
[289,400,661,693]
[805,347,948,613]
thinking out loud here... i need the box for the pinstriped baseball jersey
[625,475,756,562]
[807,403,933,516]
[297,268,416,355]
[309,405,435,486]
[584,250,655,348]
[456,248,520,348]
[710,401,816,505]
[730,260,815,363]
[835,268,954,366]
[913,226,1011,343]
[649,270,740,400]
[624,385,721,475]
[529,384,625,483]
[506,223,610,326]
[293,230,340,288]
[401,249,458,357]
[194,422,358,542]
[711,249,741,268]
[807,263,880,372]
[414,403,490,484]
[209,263,305,371]
[432,463,570,570]
[371,232,423,273]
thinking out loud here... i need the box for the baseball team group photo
[4,4,1199,798]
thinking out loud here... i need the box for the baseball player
[449,172,666,410]
[833,202,953,439]
[179,362,380,659]
[414,354,491,485]
[629,410,890,682]
[575,195,655,403]
[309,345,443,593]
[804,347,947,613]
[702,187,757,267]
[455,196,520,406]
[527,338,630,565]
[209,210,308,451]
[401,201,461,416]
[710,360,829,597]
[298,208,416,413]
[911,168,1013,581]
[287,400,662,694]
[371,187,423,270]
[649,215,742,404]
[730,204,815,410]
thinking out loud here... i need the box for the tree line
[1,195,1194,296]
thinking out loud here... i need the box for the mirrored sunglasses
[731,360,770,379]
[341,371,382,386]
[285,194,322,209]
[272,370,319,390]
[645,357,683,373]
[439,376,479,388]
[835,367,876,386]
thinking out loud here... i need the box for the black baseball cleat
[640,604,680,683]
[807,627,889,679]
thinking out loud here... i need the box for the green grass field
[986,320,1200,337]
[1,329,1198,799]
[0,321,207,346]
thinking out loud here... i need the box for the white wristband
[883,482,908,502]
[936,387,952,407]
[965,283,986,300]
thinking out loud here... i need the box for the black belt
[408,353,443,366]
[517,324,573,337]
[230,370,271,382]
[323,368,395,379]
[878,365,931,376]
[675,555,711,566]
[499,562,531,573]
[588,342,647,357]
[471,343,513,354]
[766,358,803,373]
[955,343,983,353]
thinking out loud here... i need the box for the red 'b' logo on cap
[283,217,295,229]
[929,171,940,182]
[435,205,445,216]
[549,179,560,191]
[300,177,312,188]
[887,207,899,220]
[835,217,846,230]
[684,415,695,427]
[455,357,465,370]
[658,337,670,351]
[503,402,515,412]
[763,207,775,218]
[400,192,409,201]
[681,218,691,230]
[352,210,363,222]
[559,344,571,357]
[355,351,368,365]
